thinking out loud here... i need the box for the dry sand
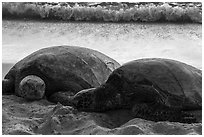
[2,20,202,135]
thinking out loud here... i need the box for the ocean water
[2,20,202,78]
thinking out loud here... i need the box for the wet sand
[2,20,202,68]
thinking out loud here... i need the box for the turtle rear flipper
[2,79,14,94]
[132,103,198,123]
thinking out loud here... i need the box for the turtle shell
[4,46,120,97]
[106,58,202,110]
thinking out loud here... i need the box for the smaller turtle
[73,58,202,123]
[2,46,120,105]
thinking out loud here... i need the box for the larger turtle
[2,46,120,105]
[73,58,202,123]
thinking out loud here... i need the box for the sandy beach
[2,20,202,135]
[2,95,202,135]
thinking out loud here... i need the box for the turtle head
[73,88,96,111]
[73,83,122,112]
[73,71,123,112]
[18,75,46,100]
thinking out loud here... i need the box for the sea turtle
[73,58,202,123]
[2,46,120,105]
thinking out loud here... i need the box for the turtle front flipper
[132,103,197,123]
[48,92,76,106]
[2,79,14,94]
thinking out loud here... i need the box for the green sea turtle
[2,46,120,105]
[73,58,202,123]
